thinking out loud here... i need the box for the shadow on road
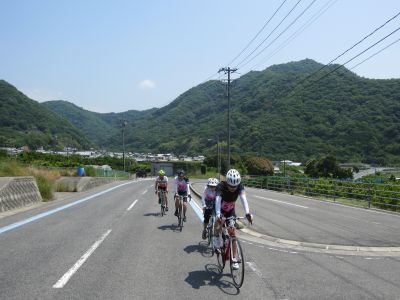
[143,212,161,217]
[184,264,239,295]
[184,241,214,258]
[157,224,182,232]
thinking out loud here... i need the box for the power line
[350,37,400,71]
[311,11,400,78]
[284,11,400,96]
[315,26,400,82]
[248,0,338,72]
[237,0,318,69]
[225,0,288,67]
[234,0,303,69]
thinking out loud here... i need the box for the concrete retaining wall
[0,177,42,212]
[56,177,118,192]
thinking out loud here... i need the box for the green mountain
[3,59,400,165]
[0,80,92,150]
[113,59,400,165]
[42,100,157,148]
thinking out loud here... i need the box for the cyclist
[155,170,168,211]
[214,169,253,269]
[173,170,191,221]
[201,178,219,240]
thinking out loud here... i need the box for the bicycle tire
[216,247,225,270]
[160,193,166,216]
[230,237,245,288]
[178,198,183,231]
[207,216,214,247]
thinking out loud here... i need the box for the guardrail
[243,176,400,212]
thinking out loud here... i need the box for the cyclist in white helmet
[214,169,253,269]
[201,177,219,240]
[155,170,169,211]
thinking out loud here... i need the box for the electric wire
[236,0,318,70]
[225,0,288,67]
[284,11,400,96]
[350,36,400,71]
[314,26,400,82]
[234,0,303,69]
[310,11,400,78]
[247,0,338,72]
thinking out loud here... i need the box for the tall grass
[0,158,61,201]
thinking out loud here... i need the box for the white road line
[246,261,263,277]
[142,189,147,195]
[127,200,138,211]
[254,195,308,209]
[53,229,112,289]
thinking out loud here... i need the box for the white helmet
[207,178,219,187]
[226,169,241,186]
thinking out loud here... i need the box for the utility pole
[218,67,237,170]
[122,120,127,172]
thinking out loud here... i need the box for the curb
[190,182,400,255]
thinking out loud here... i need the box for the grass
[0,159,61,201]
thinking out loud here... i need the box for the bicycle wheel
[230,237,245,288]
[178,199,183,231]
[216,246,225,270]
[160,194,165,216]
[207,216,214,247]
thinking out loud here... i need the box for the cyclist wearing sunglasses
[214,169,253,269]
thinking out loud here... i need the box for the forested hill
[107,59,400,165]
[42,101,157,148]
[0,80,92,150]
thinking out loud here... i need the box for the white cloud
[138,79,156,90]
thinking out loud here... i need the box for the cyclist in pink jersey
[214,169,253,269]
[201,178,219,240]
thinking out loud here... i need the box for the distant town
[0,146,206,162]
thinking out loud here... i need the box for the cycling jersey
[201,186,217,208]
[155,176,168,191]
[174,176,190,196]
[202,186,217,223]
[215,181,249,217]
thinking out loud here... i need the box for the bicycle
[158,190,167,216]
[216,216,246,288]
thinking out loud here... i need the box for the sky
[1,0,399,113]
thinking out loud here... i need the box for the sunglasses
[227,184,237,189]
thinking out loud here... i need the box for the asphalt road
[1,178,400,299]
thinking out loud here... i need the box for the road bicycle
[216,216,246,288]
[158,190,167,216]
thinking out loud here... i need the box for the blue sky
[1,0,399,113]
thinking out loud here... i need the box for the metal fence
[243,176,400,212]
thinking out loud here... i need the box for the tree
[244,156,274,175]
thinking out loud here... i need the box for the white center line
[142,189,147,195]
[254,195,308,208]
[127,200,138,211]
[53,229,112,289]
